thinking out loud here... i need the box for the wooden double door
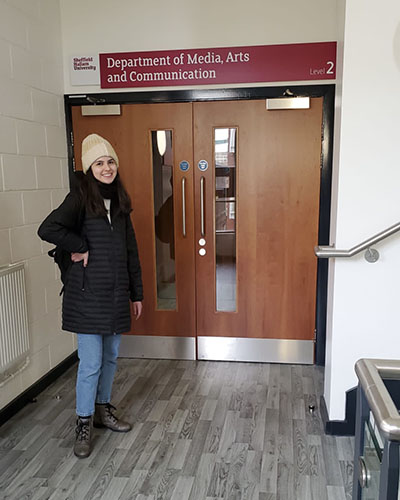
[71,98,323,363]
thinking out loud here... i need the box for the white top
[104,198,111,223]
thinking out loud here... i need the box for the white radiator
[0,263,30,386]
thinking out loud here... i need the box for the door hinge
[320,122,324,169]
[69,131,76,171]
[313,329,317,341]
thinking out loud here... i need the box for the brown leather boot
[74,416,92,458]
[93,403,131,432]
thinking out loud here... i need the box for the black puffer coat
[38,192,143,335]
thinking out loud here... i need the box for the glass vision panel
[152,130,176,310]
[215,128,237,312]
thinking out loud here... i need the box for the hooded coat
[38,191,143,335]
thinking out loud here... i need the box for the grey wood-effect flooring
[0,359,354,500]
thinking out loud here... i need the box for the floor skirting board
[0,351,78,427]
[320,387,357,436]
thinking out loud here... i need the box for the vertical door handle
[182,177,186,237]
[200,176,205,237]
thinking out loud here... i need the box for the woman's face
[90,156,117,184]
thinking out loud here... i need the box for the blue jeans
[76,333,122,417]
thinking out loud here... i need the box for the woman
[38,133,143,459]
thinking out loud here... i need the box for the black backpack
[48,246,75,289]
[48,204,85,294]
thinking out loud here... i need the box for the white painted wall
[60,0,338,94]
[0,0,73,410]
[325,0,400,419]
[323,0,346,421]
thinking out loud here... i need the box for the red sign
[99,42,336,89]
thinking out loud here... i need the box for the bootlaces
[104,404,119,424]
[76,418,90,441]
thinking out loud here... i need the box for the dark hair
[79,169,132,216]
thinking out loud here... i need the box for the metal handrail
[355,359,400,442]
[315,221,400,258]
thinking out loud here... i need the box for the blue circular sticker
[179,160,190,172]
[198,159,208,171]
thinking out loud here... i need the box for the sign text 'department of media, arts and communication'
[99,42,337,89]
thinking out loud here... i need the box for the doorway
[69,91,331,365]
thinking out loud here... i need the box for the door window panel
[152,130,176,310]
[215,128,237,312]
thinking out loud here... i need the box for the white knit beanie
[81,133,119,174]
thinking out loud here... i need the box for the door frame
[64,84,335,366]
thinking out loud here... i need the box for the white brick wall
[3,154,37,190]
[36,156,63,189]
[0,115,18,153]
[22,190,52,224]
[16,120,47,156]
[0,39,12,78]
[0,77,33,120]
[0,0,73,411]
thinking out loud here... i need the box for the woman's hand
[71,251,89,267]
[133,301,143,320]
